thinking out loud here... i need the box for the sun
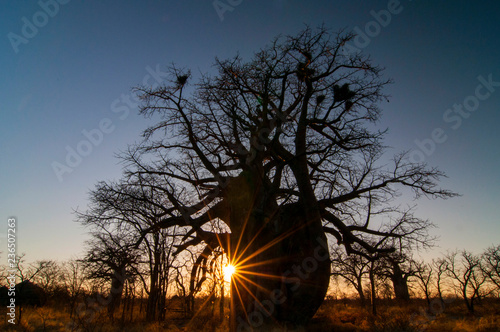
[223,264,236,282]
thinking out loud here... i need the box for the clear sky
[1,0,499,263]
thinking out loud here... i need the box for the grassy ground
[0,297,499,331]
[312,298,500,332]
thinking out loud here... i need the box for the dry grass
[0,297,498,331]
[313,298,500,332]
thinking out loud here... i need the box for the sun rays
[218,218,315,329]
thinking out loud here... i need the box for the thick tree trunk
[227,174,330,331]
[356,283,366,306]
[108,275,124,319]
[391,263,410,302]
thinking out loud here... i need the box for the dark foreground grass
[0,297,499,331]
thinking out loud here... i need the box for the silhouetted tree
[31,260,63,297]
[76,179,179,321]
[117,26,455,330]
[8,254,50,323]
[379,251,419,302]
[414,260,434,308]
[482,244,500,293]
[368,258,383,315]
[13,254,49,284]
[79,227,140,319]
[330,245,370,306]
[335,201,436,313]
[362,203,437,305]
[434,257,448,305]
[61,259,88,318]
[444,250,488,314]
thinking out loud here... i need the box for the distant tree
[13,253,50,283]
[335,201,436,312]
[368,258,385,315]
[482,244,500,293]
[330,245,370,306]
[433,257,448,305]
[0,253,55,308]
[142,227,176,321]
[61,259,88,318]
[171,246,211,317]
[32,260,63,296]
[79,226,140,319]
[444,250,489,314]
[379,251,420,302]
[76,179,179,321]
[5,254,51,324]
[172,261,192,316]
[414,260,434,307]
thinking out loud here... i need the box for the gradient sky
[1,0,499,263]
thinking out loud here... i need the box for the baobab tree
[119,26,455,330]
[330,207,432,307]
[79,227,140,319]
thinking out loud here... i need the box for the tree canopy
[123,26,454,257]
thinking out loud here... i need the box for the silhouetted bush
[0,280,47,307]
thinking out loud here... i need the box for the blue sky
[1,0,499,263]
